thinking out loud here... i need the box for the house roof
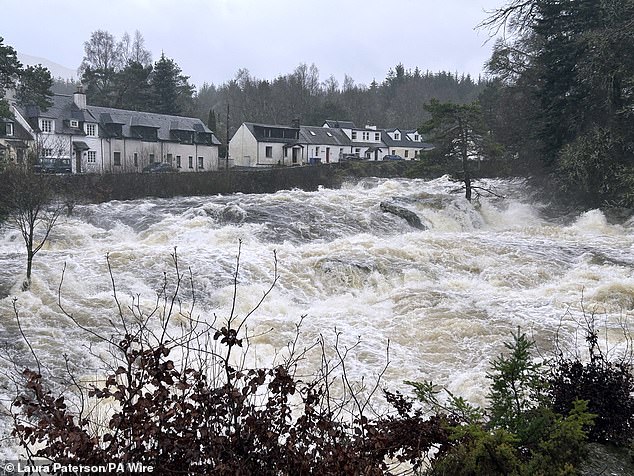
[323,119,357,129]
[1,114,34,141]
[16,94,221,145]
[244,122,301,144]
[90,105,221,144]
[382,130,433,150]
[299,126,349,146]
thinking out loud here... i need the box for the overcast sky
[3,0,504,89]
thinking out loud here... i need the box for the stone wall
[51,165,344,202]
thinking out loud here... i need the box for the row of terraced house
[228,120,433,167]
[0,90,432,173]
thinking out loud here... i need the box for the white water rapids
[1,176,633,454]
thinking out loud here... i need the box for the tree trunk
[460,119,472,202]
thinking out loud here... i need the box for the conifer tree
[149,53,194,115]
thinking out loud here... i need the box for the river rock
[380,201,427,230]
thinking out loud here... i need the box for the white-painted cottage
[229,122,304,167]
[299,125,350,163]
[229,119,436,167]
[12,91,221,173]
[382,128,434,159]
[323,120,385,160]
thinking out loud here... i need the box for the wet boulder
[380,201,427,230]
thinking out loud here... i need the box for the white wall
[229,124,258,167]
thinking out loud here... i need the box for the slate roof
[16,94,221,145]
[89,105,221,144]
[382,129,433,150]
[299,126,349,146]
[244,122,301,144]
[323,119,357,129]
[21,94,91,134]
[0,116,33,141]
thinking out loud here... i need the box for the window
[374,132,380,141]
[188,156,193,168]
[40,119,52,133]
[351,131,357,140]
[167,153,173,164]
[6,123,13,136]
[362,132,369,141]
[309,131,316,136]
[414,134,419,141]
[70,119,79,128]
[265,146,273,158]
[113,151,121,166]
[391,150,396,155]
[88,151,96,163]
[284,148,288,158]
[198,156,204,169]
[149,153,155,163]
[315,146,320,155]
[43,148,53,157]
[404,150,409,158]
[176,155,181,168]
[326,132,332,137]
[355,148,360,155]
[85,123,97,136]
[394,133,400,140]
[133,153,138,167]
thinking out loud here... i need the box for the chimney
[291,118,300,129]
[73,85,87,110]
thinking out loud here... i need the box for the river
[1,176,633,455]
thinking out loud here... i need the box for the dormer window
[362,132,369,141]
[40,119,53,133]
[85,123,97,137]
[310,131,316,136]
[70,119,79,128]
[414,134,419,141]
[351,131,357,140]
[394,133,400,140]
[5,123,13,136]
[374,132,380,141]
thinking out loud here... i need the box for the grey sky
[3,0,504,89]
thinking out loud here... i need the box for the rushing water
[1,176,633,454]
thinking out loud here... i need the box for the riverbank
[46,158,537,203]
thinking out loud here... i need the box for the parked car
[339,154,363,162]
[34,157,72,174]
[143,162,177,173]
[382,154,404,161]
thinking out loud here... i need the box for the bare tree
[130,30,152,67]
[78,30,122,75]
[117,30,152,68]
[1,169,62,289]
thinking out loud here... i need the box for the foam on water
[1,176,633,455]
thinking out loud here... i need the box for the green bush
[550,323,634,446]
[411,329,597,475]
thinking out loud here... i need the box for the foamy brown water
[1,176,633,455]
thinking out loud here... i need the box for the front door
[292,148,299,164]
[75,149,82,173]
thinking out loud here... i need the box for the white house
[299,125,350,163]
[382,128,434,159]
[229,119,436,167]
[229,122,304,167]
[323,120,385,160]
[12,90,221,173]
